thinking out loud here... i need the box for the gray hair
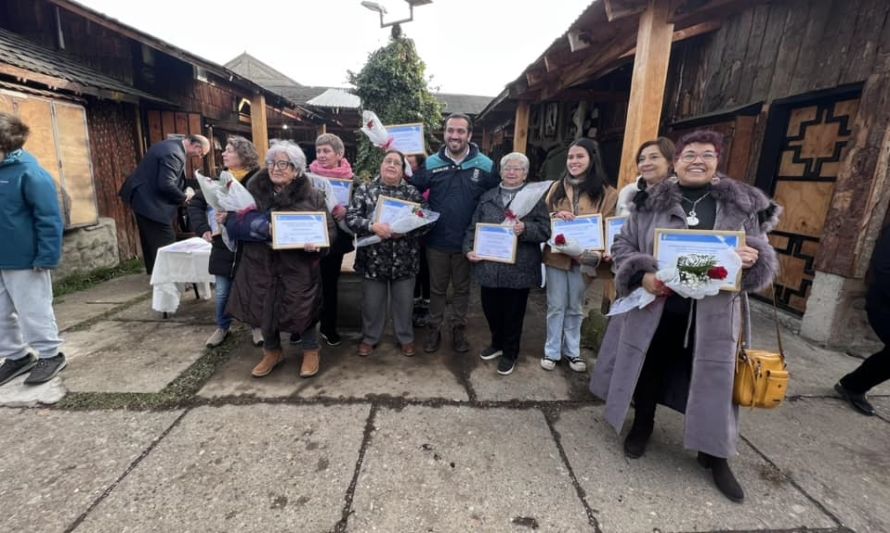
[266,140,306,174]
[499,152,529,173]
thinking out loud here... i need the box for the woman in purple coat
[589,130,781,503]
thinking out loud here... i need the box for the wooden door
[766,96,859,314]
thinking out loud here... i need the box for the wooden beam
[567,30,592,53]
[605,0,647,21]
[617,0,674,189]
[619,20,721,59]
[549,31,639,100]
[316,123,327,137]
[526,68,547,87]
[513,101,530,154]
[482,128,492,153]
[250,93,269,162]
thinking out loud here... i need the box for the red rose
[708,266,728,280]
[554,234,567,246]
[415,209,425,218]
[505,209,517,221]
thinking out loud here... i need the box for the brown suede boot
[300,350,320,378]
[251,349,283,377]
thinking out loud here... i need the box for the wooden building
[477,0,890,347]
[0,0,318,261]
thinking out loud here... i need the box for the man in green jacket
[0,113,66,386]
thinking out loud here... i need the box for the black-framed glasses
[268,160,295,171]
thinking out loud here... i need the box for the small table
[150,237,215,314]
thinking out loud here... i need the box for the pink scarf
[310,158,354,180]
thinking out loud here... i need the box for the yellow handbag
[733,294,789,409]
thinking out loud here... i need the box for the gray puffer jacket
[462,183,551,289]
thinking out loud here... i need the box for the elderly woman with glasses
[589,130,781,503]
[464,152,551,376]
[223,141,335,379]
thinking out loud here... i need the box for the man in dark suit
[120,135,210,274]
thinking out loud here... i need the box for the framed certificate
[653,229,746,292]
[473,224,517,264]
[327,178,352,207]
[385,123,425,155]
[270,211,330,250]
[605,216,628,255]
[551,214,604,251]
[374,195,420,225]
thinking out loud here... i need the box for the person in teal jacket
[0,112,67,386]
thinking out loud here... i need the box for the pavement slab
[347,405,592,532]
[77,404,370,533]
[554,406,835,533]
[108,293,216,324]
[0,408,181,533]
[62,319,214,393]
[198,333,469,401]
[742,397,890,533]
[53,274,151,331]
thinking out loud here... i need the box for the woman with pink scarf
[303,133,354,346]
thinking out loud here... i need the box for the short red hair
[675,130,724,158]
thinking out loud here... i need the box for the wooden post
[206,125,217,176]
[250,93,269,162]
[482,128,491,153]
[513,101,530,154]
[316,123,327,137]
[616,0,674,188]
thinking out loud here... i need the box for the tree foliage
[349,32,443,179]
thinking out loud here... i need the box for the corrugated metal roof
[0,27,171,104]
[435,93,494,115]
[306,88,361,109]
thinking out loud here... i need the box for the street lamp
[361,0,432,29]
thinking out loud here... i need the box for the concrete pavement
[0,273,888,532]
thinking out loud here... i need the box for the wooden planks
[250,93,269,162]
[54,102,98,227]
[512,101,530,154]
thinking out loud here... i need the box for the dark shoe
[24,353,68,385]
[452,326,469,353]
[479,346,503,361]
[401,343,416,357]
[697,452,745,503]
[413,308,430,328]
[320,330,342,347]
[424,328,442,353]
[289,333,303,345]
[0,353,38,386]
[623,419,654,459]
[496,356,516,376]
[357,342,374,357]
[834,381,876,416]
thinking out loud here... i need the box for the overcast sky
[74,0,592,96]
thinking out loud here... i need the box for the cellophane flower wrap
[196,170,257,251]
[359,111,394,150]
[500,180,553,226]
[548,232,585,257]
[656,252,740,299]
[356,206,440,248]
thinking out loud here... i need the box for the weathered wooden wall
[664,0,890,123]
[87,101,141,260]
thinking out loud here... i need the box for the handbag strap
[770,288,785,358]
[737,289,786,360]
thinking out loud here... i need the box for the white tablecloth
[150,237,215,313]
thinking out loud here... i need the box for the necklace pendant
[686,214,700,227]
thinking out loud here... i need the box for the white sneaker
[540,358,557,371]
[251,328,264,347]
[568,357,587,373]
[205,328,228,347]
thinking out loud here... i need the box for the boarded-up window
[0,90,98,228]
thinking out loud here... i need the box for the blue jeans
[544,265,586,360]
[215,275,233,331]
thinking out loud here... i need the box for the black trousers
[135,213,176,275]
[480,286,530,361]
[841,308,890,393]
[633,297,695,424]
[414,245,431,300]
[320,250,345,334]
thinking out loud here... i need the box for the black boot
[452,326,469,353]
[424,327,442,353]
[697,452,744,503]
[623,417,654,459]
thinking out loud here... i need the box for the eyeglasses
[502,166,526,173]
[382,158,403,167]
[268,160,295,171]
[679,152,718,163]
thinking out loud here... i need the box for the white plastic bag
[356,208,439,247]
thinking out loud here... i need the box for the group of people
[4,107,890,505]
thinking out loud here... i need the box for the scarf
[310,158,354,180]
[1,148,23,165]
[230,168,250,182]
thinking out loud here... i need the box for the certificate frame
[270,211,330,250]
[326,178,353,207]
[550,214,605,251]
[653,229,746,292]
[384,122,426,155]
[473,223,518,264]
[605,215,628,256]
[374,195,421,225]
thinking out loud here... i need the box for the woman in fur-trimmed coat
[589,130,781,504]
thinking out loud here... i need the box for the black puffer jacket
[462,184,551,289]
[346,177,428,281]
